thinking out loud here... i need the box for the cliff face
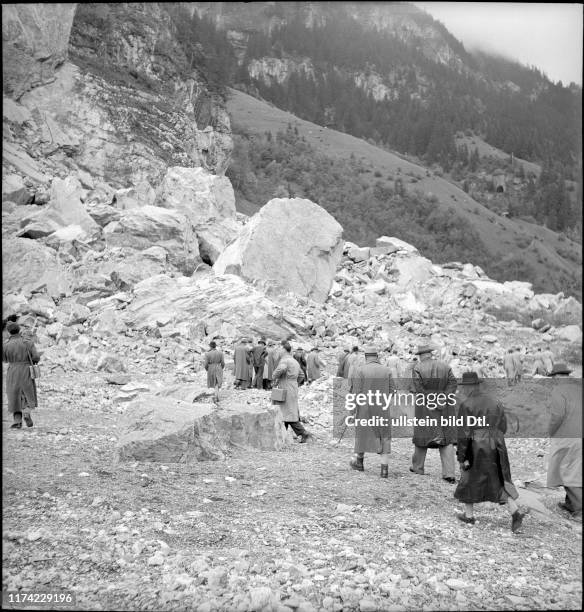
[2,4,78,99]
[3,3,232,188]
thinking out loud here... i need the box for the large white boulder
[2,237,72,297]
[103,205,200,274]
[123,272,309,340]
[116,394,288,462]
[156,166,240,264]
[213,198,343,302]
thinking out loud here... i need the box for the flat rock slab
[116,394,288,463]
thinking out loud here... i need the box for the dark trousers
[285,421,307,437]
[252,366,264,389]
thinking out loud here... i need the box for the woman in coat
[203,340,224,404]
[272,342,310,443]
[3,322,40,428]
[454,371,525,532]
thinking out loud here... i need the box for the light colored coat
[547,381,582,488]
[306,351,323,381]
[271,354,300,422]
[233,343,251,382]
[503,353,516,379]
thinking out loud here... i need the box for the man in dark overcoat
[233,338,252,390]
[3,322,40,428]
[410,344,458,483]
[454,371,525,532]
[349,347,394,478]
[336,347,350,377]
[251,338,267,389]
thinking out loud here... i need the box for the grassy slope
[227,88,581,297]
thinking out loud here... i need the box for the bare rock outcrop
[214,198,344,302]
[2,4,77,99]
[2,237,72,298]
[116,395,287,462]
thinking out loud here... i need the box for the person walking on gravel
[546,363,582,521]
[3,322,40,429]
[349,347,394,478]
[272,342,311,443]
[203,341,224,404]
[453,371,525,532]
[409,344,458,483]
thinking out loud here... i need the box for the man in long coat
[546,363,582,520]
[349,347,394,478]
[293,346,308,386]
[346,346,361,391]
[272,342,310,443]
[454,372,525,532]
[252,338,268,389]
[233,338,252,390]
[541,347,554,376]
[3,322,40,428]
[306,347,324,384]
[503,349,517,386]
[512,347,523,383]
[410,344,458,483]
[532,348,548,376]
[203,340,224,403]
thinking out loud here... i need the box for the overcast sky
[414,2,583,86]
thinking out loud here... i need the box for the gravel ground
[2,370,582,611]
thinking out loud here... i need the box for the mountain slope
[227,88,581,298]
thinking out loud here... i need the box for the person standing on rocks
[349,347,394,478]
[306,346,324,384]
[454,372,525,532]
[504,349,517,386]
[252,338,268,390]
[336,347,350,377]
[410,344,458,483]
[3,322,40,429]
[233,338,252,390]
[512,347,524,383]
[203,341,224,404]
[541,347,555,376]
[546,363,582,521]
[272,342,311,443]
[532,348,548,376]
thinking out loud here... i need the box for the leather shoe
[442,477,456,484]
[409,467,424,475]
[350,456,364,471]
[24,415,33,428]
[10,422,22,429]
[456,513,475,525]
[299,433,310,444]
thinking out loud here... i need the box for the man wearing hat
[252,338,268,389]
[306,346,324,384]
[3,322,41,428]
[349,346,394,478]
[454,372,525,532]
[410,344,458,483]
[546,363,582,521]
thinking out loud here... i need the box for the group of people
[345,342,582,529]
[4,313,580,526]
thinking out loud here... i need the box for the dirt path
[2,371,582,611]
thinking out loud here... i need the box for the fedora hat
[415,344,436,355]
[548,363,572,376]
[459,371,483,385]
